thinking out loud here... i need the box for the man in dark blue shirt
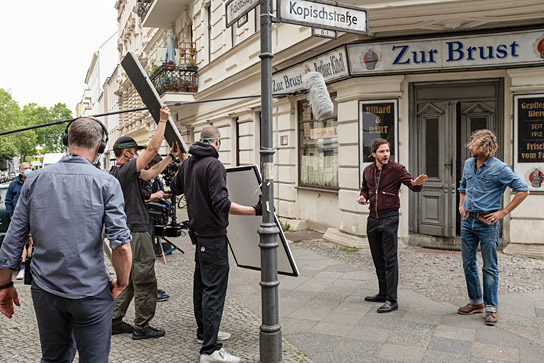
[457,129,529,326]
[5,162,31,219]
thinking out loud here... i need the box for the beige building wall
[116,0,544,256]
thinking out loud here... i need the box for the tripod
[150,194,185,264]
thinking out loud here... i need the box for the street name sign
[226,0,259,27]
[277,0,368,34]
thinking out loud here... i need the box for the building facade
[116,0,544,256]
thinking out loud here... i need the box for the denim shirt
[458,157,528,213]
[0,155,132,299]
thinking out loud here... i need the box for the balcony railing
[150,63,198,95]
[137,0,153,22]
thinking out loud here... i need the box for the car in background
[0,183,10,247]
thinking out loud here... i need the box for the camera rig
[147,161,188,258]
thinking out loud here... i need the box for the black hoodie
[170,142,231,236]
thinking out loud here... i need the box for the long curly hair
[467,129,498,159]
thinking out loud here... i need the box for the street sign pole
[258,0,282,361]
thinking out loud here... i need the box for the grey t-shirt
[110,159,149,233]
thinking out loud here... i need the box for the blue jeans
[461,217,500,313]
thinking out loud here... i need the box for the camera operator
[110,105,180,340]
[140,154,172,302]
[170,125,261,363]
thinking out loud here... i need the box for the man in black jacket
[358,138,427,313]
[171,125,260,363]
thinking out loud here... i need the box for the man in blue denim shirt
[0,117,133,362]
[458,129,529,326]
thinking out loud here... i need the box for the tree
[0,90,74,162]
[25,102,72,153]
[0,89,21,161]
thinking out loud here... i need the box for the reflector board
[226,166,299,277]
[121,51,188,153]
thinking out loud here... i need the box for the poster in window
[514,94,544,192]
[359,100,397,170]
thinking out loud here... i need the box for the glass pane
[298,99,338,188]
[425,118,439,178]
[470,117,487,133]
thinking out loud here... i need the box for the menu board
[514,94,544,191]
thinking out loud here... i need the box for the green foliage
[279,219,291,232]
[0,89,72,162]
[0,89,21,160]
[339,246,359,253]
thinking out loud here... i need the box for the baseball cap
[113,136,146,150]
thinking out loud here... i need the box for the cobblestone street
[2,230,544,362]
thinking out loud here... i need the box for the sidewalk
[2,229,544,362]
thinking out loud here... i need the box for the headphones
[63,117,109,154]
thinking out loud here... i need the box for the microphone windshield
[303,72,334,121]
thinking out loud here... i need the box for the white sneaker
[200,348,240,363]
[197,330,231,344]
[16,269,25,280]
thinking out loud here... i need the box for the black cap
[113,136,145,150]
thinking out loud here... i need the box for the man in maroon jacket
[358,138,427,313]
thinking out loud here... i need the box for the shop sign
[514,94,544,192]
[272,47,349,93]
[358,100,398,182]
[310,126,337,139]
[226,0,259,27]
[277,0,368,35]
[348,29,544,75]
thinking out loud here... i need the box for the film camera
[161,158,180,186]
[147,198,188,238]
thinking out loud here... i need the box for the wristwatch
[168,153,175,159]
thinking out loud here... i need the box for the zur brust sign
[277,0,368,35]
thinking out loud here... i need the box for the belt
[467,211,497,224]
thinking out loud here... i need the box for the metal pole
[258,0,282,362]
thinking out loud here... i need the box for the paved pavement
[2,227,544,362]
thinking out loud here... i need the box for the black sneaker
[157,290,169,302]
[132,326,165,340]
[112,322,134,335]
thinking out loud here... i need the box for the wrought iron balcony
[137,0,153,22]
[150,63,198,95]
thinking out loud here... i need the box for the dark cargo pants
[193,235,229,355]
[112,232,157,331]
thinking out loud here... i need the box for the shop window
[298,96,338,189]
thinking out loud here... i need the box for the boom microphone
[0,72,335,137]
[303,72,334,121]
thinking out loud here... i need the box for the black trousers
[31,282,113,363]
[193,235,229,355]
[367,215,399,302]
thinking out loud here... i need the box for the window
[298,96,338,189]
[254,5,261,33]
[206,5,211,63]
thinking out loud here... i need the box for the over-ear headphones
[63,117,109,154]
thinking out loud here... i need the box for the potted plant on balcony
[188,83,198,93]
[189,47,197,56]
[187,59,198,72]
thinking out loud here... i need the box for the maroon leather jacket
[360,161,422,219]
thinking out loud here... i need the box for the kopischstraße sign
[277,0,368,34]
